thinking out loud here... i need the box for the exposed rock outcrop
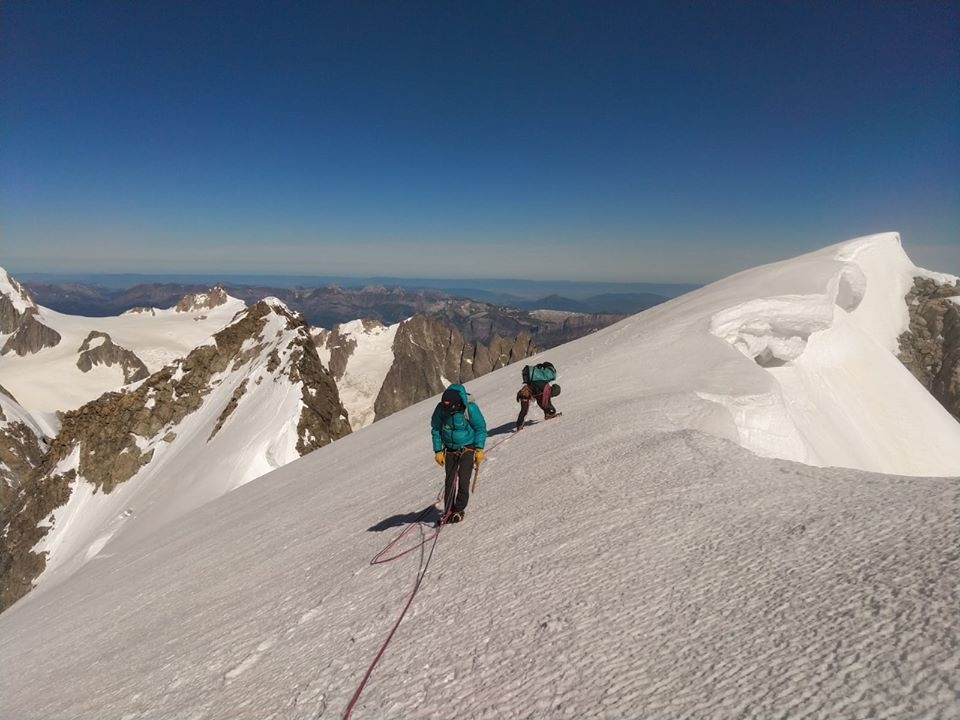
[897,276,960,423]
[0,270,36,334]
[0,308,62,357]
[0,271,61,356]
[76,331,150,384]
[0,385,53,611]
[176,285,229,313]
[0,468,71,611]
[0,385,47,512]
[374,314,537,421]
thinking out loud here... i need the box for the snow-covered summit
[604,232,960,474]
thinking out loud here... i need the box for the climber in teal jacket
[430,384,487,523]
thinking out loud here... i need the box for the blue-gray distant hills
[20,276,696,346]
[16,272,699,300]
[19,277,693,350]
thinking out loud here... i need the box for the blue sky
[2,1,957,282]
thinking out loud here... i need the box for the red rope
[370,489,444,565]
[370,430,513,565]
[344,517,444,719]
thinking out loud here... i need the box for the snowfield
[0,232,958,719]
[0,292,246,418]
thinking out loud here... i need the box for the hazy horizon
[10,269,700,302]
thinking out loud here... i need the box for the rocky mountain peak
[175,285,230,313]
[0,269,37,334]
[0,268,62,357]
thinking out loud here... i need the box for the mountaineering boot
[449,510,465,524]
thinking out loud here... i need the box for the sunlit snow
[0,295,246,417]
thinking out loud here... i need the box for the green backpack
[522,361,557,384]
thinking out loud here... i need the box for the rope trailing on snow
[345,428,519,717]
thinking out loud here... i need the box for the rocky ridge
[897,276,960,423]
[0,298,351,611]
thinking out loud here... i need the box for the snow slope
[634,232,960,474]
[315,319,399,430]
[0,233,957,719]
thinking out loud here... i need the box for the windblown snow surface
[0,233,958,719]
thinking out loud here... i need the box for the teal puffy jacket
[431,384,487,451]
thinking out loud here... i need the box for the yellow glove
[473,449,485,467]
[434,450,445,466]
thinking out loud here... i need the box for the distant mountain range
[21,279,660,347]
[15,272,700,300]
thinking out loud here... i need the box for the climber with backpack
[516,361,561,431]
[430,384,487,524]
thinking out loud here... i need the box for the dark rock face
[0,382,57,611]
[374,314,537,421]
[0,299,351,612]
[897,277,960,423]
[0,469,71,612]
[0,309,62,356]
[76,332,150,384]
[0,272,61,356]
[0,386,47,515]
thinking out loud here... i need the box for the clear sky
[1,1,958,282]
